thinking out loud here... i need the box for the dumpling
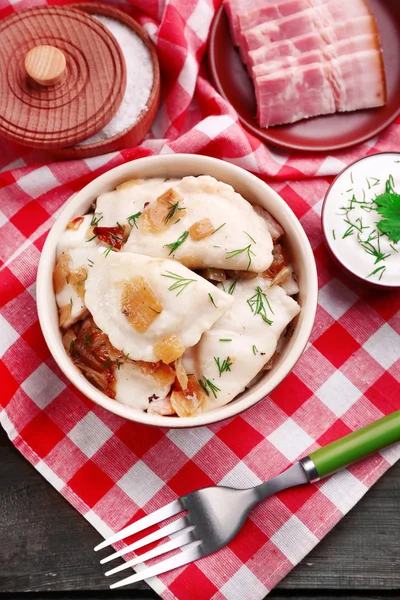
[57,214,98,258]
[123,175,274,272]
[84,252,234,363]
[114,361,174,411]
[53,247,101,328]
[95,178,181,227]
[182,276,301,410]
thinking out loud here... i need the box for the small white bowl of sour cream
[322,152,400,289]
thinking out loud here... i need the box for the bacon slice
[252,33,381,78]
[247,16,378,67]
[240,0,372,54]
[255,49,386,127]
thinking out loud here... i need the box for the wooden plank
[0,434,399,592]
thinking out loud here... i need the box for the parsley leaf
[375,191,400,244]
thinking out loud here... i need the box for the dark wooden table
[1,425,399,600]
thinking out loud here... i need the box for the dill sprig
[367,265,386,280]
[87,258,94,268]
[161,270,196,296]
[214,356,232,377]
[247,286,274,325]
[220,338,232,342]
[226,244,255,270]
[104,246,117,258]
[127,212,142,228]
[84,332,91,345]
[164,231,189,255]
[90,212,103,227]
[199,376,220,398]
[252,345,258,355]
[208,293,217,307]
[359,231,391,264]
[228,277,239,295]
[243,231,256,244]
[212,223,226,235]
[165,201,184,224]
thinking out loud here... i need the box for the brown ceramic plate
[208,0,400,153]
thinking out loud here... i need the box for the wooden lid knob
[24,45,66,87]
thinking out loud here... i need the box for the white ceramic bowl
[37,154,318,428]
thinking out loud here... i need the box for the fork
[95,410,400,588]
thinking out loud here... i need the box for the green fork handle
[308,410,400,479]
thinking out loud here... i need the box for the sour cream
[323,153,400,287]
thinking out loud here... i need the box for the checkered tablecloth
[1,0,400,598]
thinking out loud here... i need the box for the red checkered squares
[0,1,400,599]
[168,461,214,497]
[314,321,361,368]
[169,563,219,600]
[228,518,269,564]
[68,460,115,508]
[20,412,65,459]
[269,373,313,416]
[365,372,400,414]
[10,200,50,238]
[0,268,25,308]
[116,421,164,458]
[217,417,264,459]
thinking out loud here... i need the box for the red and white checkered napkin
[1,0,400,598]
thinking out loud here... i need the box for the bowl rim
[37,154,318,428]
[321,151,400,290]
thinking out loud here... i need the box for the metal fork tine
[100,516,190,564]
[105,527,195,576]
[109,543,203,589]
[94,499,183,551]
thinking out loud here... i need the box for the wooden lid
[0,6,127,149]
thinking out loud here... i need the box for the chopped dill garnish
[244,231,256,244]
[161,270,196,296]
[116,221,123,229]
[390,243,399,253]
[67,340,75,355]
[220,338,232,342]
[127,212,142,228]
[350,171,354,184]
[212,223,226,235]
[214,356,232,377]
[103,358,112,369]
[87,258,94,267]
[332,230,336,240]
[70,297,73,308]
[65,274,69,284]
[84,332,91,345]
[213,245,221,248]
[104,245,116,258]
[359,231,390,264]
[165,201,184,224]
[247,286,274,325]
[199,376,220,398]
[90,212,103,227]
[164,231,189,255]
[252,345,258,355]
[226,244,255,270]
[86,235,97,243]
[367,265,386,280]
[228,277,239,295]
[116,358,121,370]
[208,293,217,307]
[125,352,130,360]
